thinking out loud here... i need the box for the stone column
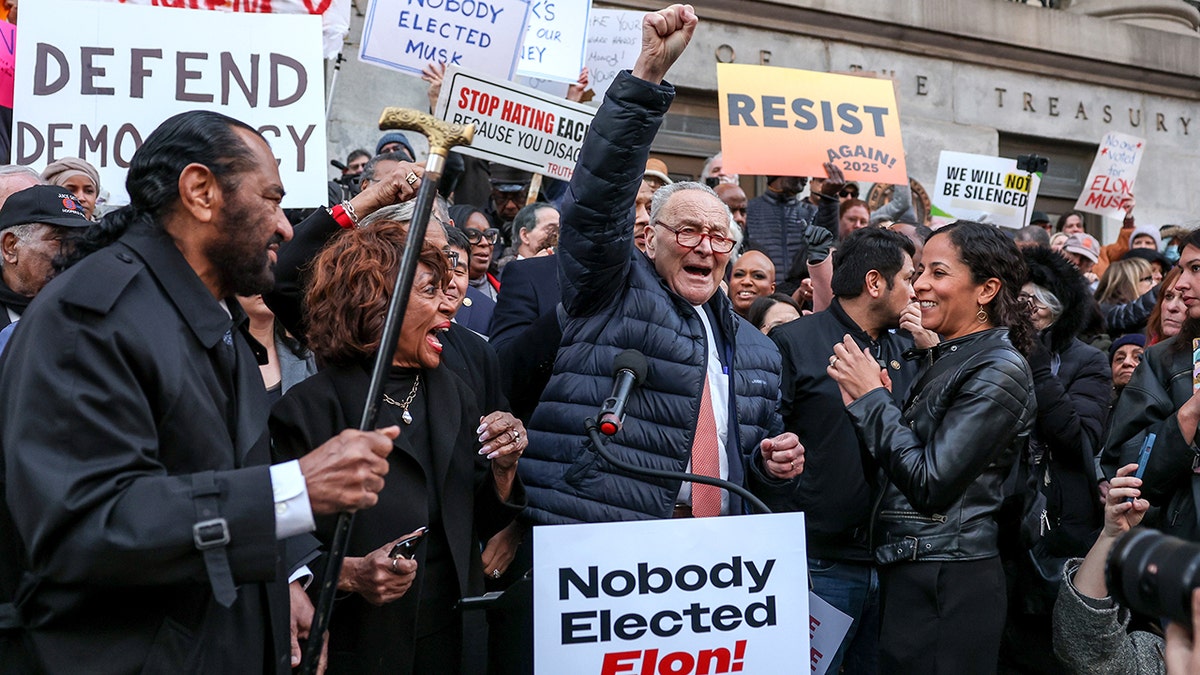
[1065,0,1200,35]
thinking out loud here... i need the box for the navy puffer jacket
[519,71,783,525]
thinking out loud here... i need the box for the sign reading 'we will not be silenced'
[13,0,327,208]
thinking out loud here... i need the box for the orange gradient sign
[716,63,908,183]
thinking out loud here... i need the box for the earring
[976,304,988,323]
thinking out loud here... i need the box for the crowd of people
[1,3,1200,674]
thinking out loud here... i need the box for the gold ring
[405,172,419,186]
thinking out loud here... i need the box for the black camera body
[1107,528,1200,627]
[1016,154,1049,175]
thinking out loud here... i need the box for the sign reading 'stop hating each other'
[360,0,531,80]
[13,0,326,208]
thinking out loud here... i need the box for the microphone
[598,349,648,436]
[331,159,349,171]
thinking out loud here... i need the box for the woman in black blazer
[271,221,526,675]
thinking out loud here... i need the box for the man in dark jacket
[0,111,397,673]
[745,172,839,294]
[518,5,802,528]
[764,228,920,674]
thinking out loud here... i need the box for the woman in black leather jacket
[827,221,1037,674]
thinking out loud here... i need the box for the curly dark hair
[930,221,1035,355]
[305,221,448,366]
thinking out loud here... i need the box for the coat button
[116,253,133,263]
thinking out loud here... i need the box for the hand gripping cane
[301,110,473,675]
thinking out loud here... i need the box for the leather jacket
[846,328,1036,564]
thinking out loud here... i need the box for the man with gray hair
[0,165,41,211]
[0,185,91,330]
[508,202,559,262]
[517,5,803,530]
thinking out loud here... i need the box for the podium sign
[534,512,808,674]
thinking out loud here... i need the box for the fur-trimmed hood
[1023,245,1093,353]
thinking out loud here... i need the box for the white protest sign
[516,0,590,83]
[930,150,1042,229]
[359,0,530,81]
[534,512,809,675]
[809,592,853,675]
[94,0,352,59]
[584,7,642,100]
[13,0,326,208]
[436,65,595,180]
[1075,132,1144,218]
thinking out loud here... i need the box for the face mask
[1166,244,1181,264]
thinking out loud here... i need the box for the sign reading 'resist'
[717,63,908,184]
[534,513,808,675]
[13,0,326,208]
[435,65,595,180]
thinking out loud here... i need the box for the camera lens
[1107,528,1200,627]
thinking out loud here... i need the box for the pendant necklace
[382,374,421,424]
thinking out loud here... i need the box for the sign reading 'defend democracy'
[534,513,808,675]
[515,0,589,83]
[716,63,908,184]
[12,0,326,208]
[1074,132,1144,219]
[931,150,1042,230]
[435,66,595,179]
[359,0,530,80]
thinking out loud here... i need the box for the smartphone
[1127,433,1155,503]
[388,527,428,560]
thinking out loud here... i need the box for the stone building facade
[326,0,1200,240]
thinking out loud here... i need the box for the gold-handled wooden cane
[301,110,473,675]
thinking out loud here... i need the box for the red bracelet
[328,203,354,229]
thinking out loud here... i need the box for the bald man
[728,250,776,317]
[715,183,747,232]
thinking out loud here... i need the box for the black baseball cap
[0,185,91,230]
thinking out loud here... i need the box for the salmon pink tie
[691,374,721,517]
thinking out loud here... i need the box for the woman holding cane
[271,222,526,675]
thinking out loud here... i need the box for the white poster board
[435,65,595,180]
[534,513,809,675]
[930,150,1042,229]
[516,0,590,83]
[583,7,641,100]
[93,0,352,59]
[1074,132,1144,218]
[808,592,853,675]
[13,0,327,208]
[359,0,531,81]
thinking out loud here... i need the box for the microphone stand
[584,418,772,515]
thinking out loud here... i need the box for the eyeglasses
[464,228,500,245]
[492,189,529,206]
[1018,293,1048,312]
[654,221,735,254]
[441,247,461,270]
